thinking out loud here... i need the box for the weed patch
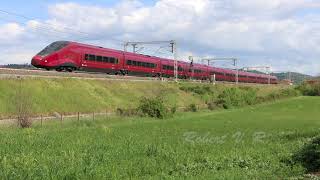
[293,136,320,172]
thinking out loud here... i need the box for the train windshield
[37,41,69,57]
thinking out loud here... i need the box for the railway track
[0,68,160,81]
[0,67,278,86]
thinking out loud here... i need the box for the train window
[137,61,141,66]
[127,60,132,65]
[109,57,115,64]
[178,67,183,71]
[96,56,102,62]
[37,41,69,57]
[85,54,89,60]
[162,65,166,70]
[194,69,201,73]
[89,54,95,61]
[211,71,223,75]
[115,59,119,64]
[103,57,109,63]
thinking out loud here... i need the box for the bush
[216,87,258,109]
[280,88,301,97]
[14,82,33,128]
[137,96,168,119]
[257,88,300,103]
[293,136,320,172]
[170,106,177,114]
[179,85,214,95]
[207,101,217,111]
[297,82,320,96]
[187,103,198,112]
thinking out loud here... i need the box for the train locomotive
[31,41,278,84]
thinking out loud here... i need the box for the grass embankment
[0,97,319,179]
[0,78,291,118]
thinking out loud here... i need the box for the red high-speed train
[31,41,278,84]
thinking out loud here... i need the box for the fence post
[77,112,80,123]
[41,115,43,127]
[60,114,63,125]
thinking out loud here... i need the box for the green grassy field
[0,78,290,118]
[0,96,319,179]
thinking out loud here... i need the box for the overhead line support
[123,40,178,82]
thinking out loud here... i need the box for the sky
[0,0,320,75]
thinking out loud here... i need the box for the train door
[81,52,90,70]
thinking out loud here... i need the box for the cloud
[0,0,320,75]
[0,23,25,44]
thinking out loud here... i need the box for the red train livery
[31,41,278,84]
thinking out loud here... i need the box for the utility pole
[132,44,137,53]
[289,71,292,82]
[233,59,238,84]
[171,41,178,81]
[124,40,178,82]
[188,56,195,80]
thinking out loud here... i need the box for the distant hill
[245,70,312,84]
[271,72,312,84]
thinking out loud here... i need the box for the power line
[0,8,125,43]
[0,17,71,40]
[0,9,90,36]
[0,15,82,40]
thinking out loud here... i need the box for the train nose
[31,56,43,67]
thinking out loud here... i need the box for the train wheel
[67,67,77,72]
[120,70,126,76]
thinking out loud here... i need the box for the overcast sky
[0,0,320,75]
